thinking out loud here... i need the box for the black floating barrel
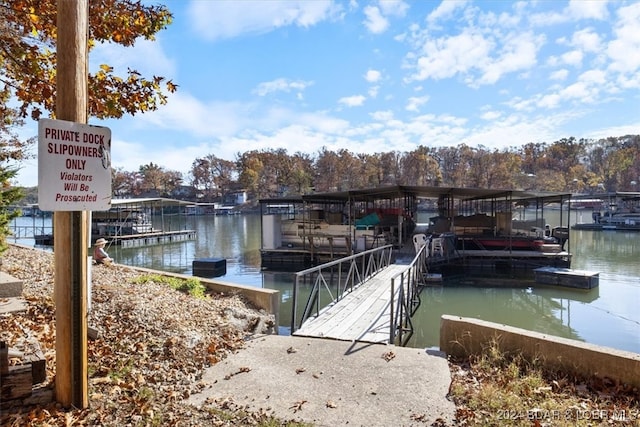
[192,258,227,278]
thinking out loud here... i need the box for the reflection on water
[407,285,600,348]
[107,214,264,286]
[9,211,640,354]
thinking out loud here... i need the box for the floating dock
[108,230,196,248]
[192,257,227,278]
[455,249,571,269]
[572,223,640,231]
[533,266,599,289]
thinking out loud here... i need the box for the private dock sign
[38,118,112,211]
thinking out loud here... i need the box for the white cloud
[477,7,522,29]
[405,95,429,112]
[561,50,583,67]
[364,69,382,83]
[567,0,609,20]
[187,0,340,41]
[511,68,607,111]
[363,5,388,34]
[378,0,409,18]
[476,32,542,85]
[579,69,607,86]
[571,28,602,53]
[111,138,210,178]
[408,29,493,81]
[529,11,567,27]
[530,0,608,26]
[370,110,395,121]
[103,102,353,180]
[362,1,408,34]
[91,37,176,79]
[338,95,367,107]
[589,122,640,140]
[253,78,314,96]
[607,3,640,73]
[546,55,560,68]
[135,93,247,138]
[550,69,569,80]
[616,72,640,90]
[121,91,349,144]
[537,93,562,109]
[560,81,594,102]
[292,111,350,134]
[480,110,502,121]
[426,0,470,25]
[222,126,333,159]
[407,28,541,86]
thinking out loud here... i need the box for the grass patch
[132,274,206,299]
[448,340,639,426]
[108,359,134,382]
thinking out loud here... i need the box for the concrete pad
[0,297,27,314]
[0,272,23,298]
[189,334,455,426]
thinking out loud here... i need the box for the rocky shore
[0,244,279,426]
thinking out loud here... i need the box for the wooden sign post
[54,0,89,408]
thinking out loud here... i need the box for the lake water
[11,211,640,354]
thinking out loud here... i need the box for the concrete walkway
[0,271,27,315]
[188,334,455,426]
[0,297,27,314]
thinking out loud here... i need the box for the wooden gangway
[293,264,408,343]
[290,244,438,346]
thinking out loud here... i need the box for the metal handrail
[9,225,54,241]
[291,245,394,333]
[389,242,429,346]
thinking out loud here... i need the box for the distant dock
[105,229,196,248]
[13,197,198,249]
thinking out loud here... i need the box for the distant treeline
[17,135,640,205]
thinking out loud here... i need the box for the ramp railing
[291,245,394,334]
[389,243,429,346]
[9,225,54,244]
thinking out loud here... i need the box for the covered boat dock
[259,185,573,271]
[91,197,196,247]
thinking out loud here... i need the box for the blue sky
[16,0,640,187]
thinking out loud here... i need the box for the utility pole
[54,0,89,408]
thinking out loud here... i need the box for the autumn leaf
[1,0,177,121]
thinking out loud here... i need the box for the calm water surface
[11,212,640,354]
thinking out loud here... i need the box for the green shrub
[132,274,206,299]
